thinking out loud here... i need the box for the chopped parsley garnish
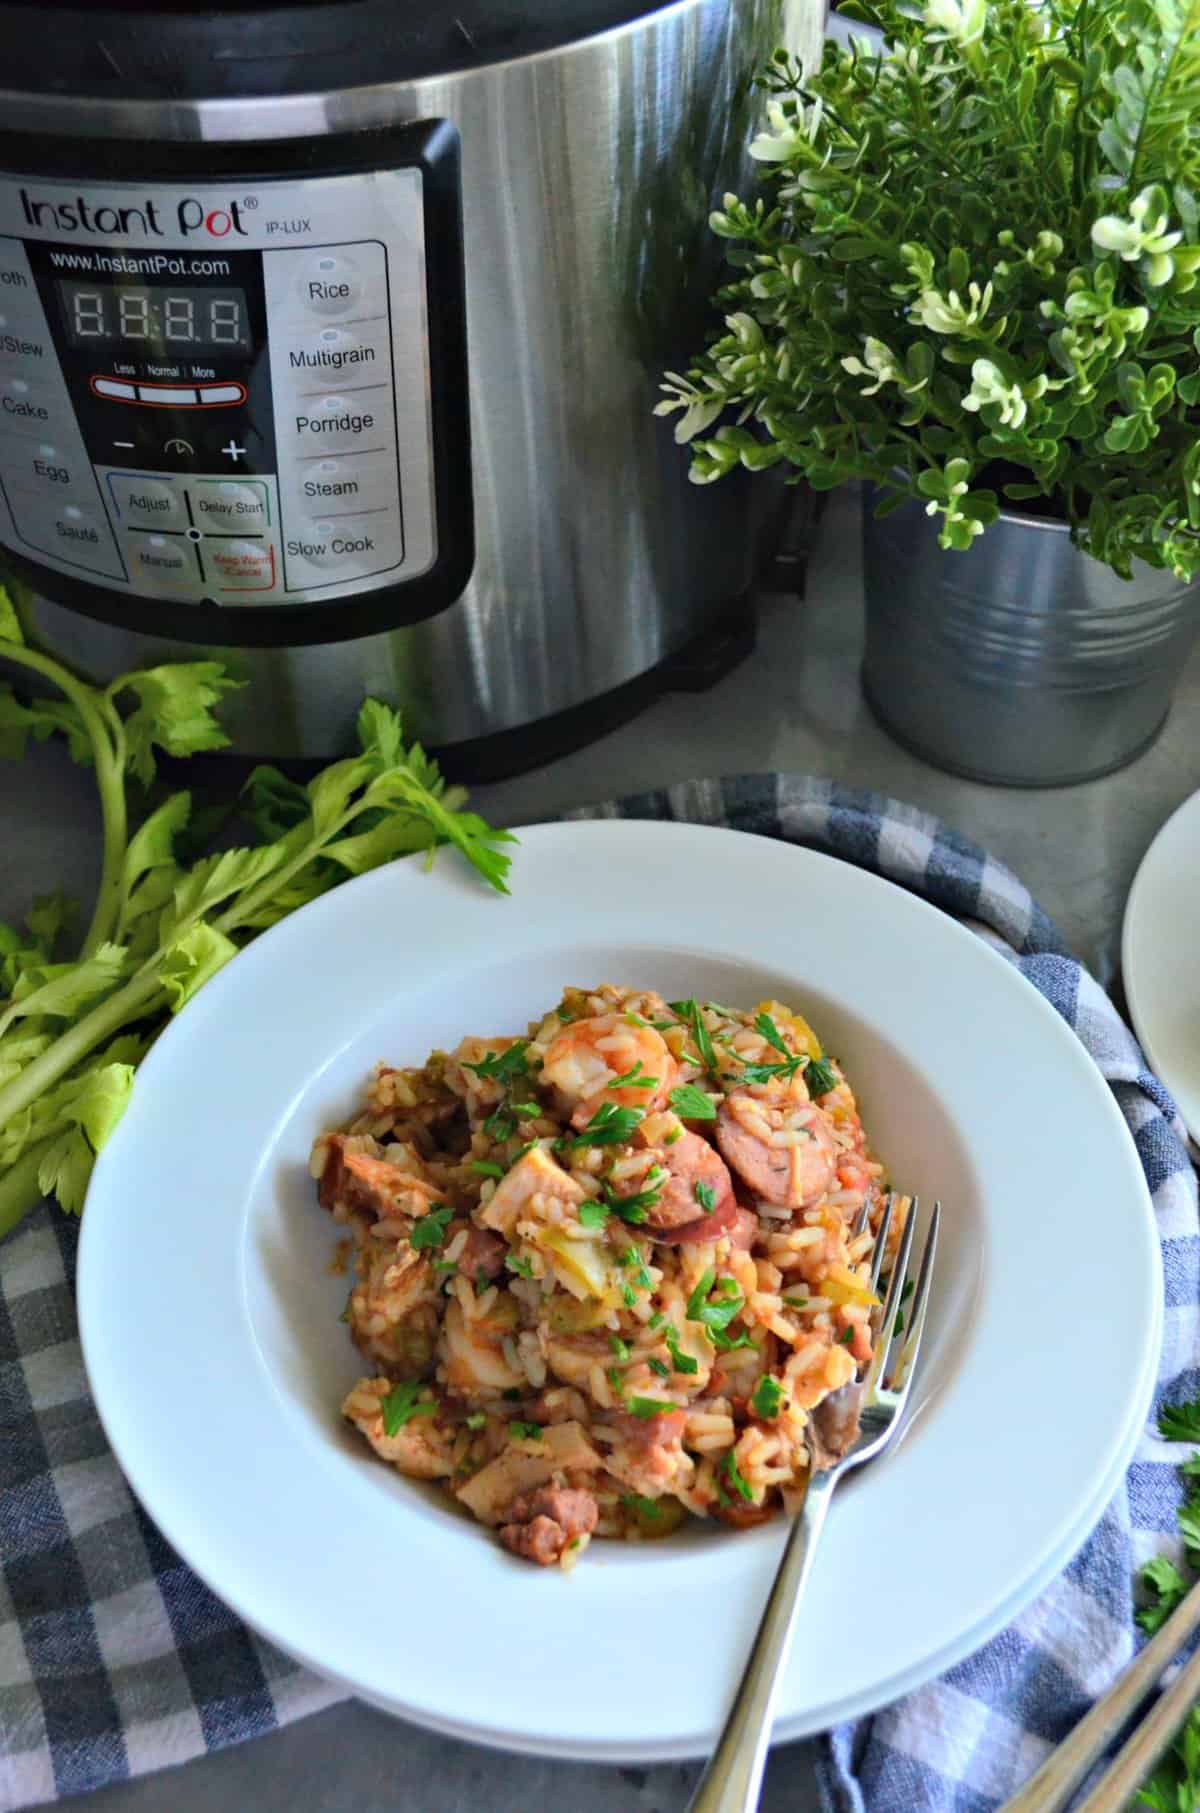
[465,1412,487,1430]
[569,1102,645,1148]
[894,1276,916,1335]
[609,1334,631,1360]
[433,1259,457,1276]
[381,1380,437,1436]
[753,1011,792,1057]
[783,1295,808,1310]
[648,1357,670,1379]
[665,1324,699,1375]
[604,1166,667,1225]
[694,1180,717,1214]
[482,1108,517,1142]
[410,1204,454,1250]
[620,1492,664,1519]
[470,1159,506,1178]
[578,1199,610,1229]
[663,1125,685,1144]
[609,1060,658,1090]
[606,1365,626,1398]
[668,1083,717,1121]
[619,1246,654,1291]
[623,1012,650,1028]
[668,998,718,1074]
[739,1055,806,1087]
[621,1284,638,1309]
[511,1102,542,1118]
[711,1326,757,1353]
[505,1253,534,1278]
[628,1396,677,1420]
[837,1325,856,1345]
[462,1041,530,1082]
[686,1267,743,1334]
[751,1375,785,1419]
[509,1420,544,1441]
[804,1054,839,1097]
[720,1449,754,1503]
[647,1312,666,1332]
[475,1268,491,1292]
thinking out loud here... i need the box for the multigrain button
[129,534,196,589]
[294,251,361,318]
[191,479,269,532]
[284,323,382,382]
[106,474,186,530]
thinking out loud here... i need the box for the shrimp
[440,1296,526,1393]
[540,1013,678,1130]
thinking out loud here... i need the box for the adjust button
[128,534,198,591]
[106,474,187,531]
[190,478,269,533]
[293,251,361,318]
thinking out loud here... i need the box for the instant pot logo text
[18,189,251,240]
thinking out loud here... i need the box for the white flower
[960,358,1048,428]
[923,0,986,48]
[1092,186,1183,286]
[910,280,994,335]
[841,337,904,396]
[749,97,822,164]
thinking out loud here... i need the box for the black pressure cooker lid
[0,0,679,100]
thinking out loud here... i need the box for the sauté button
[294,251,361,318]
[49,503,107,552]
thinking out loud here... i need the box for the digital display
[56,281,251,353]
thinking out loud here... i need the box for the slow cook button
[287,394,385,456]
[190,479,269,533]
[293,251,361,318]
[128,534,197,590]
[106,474,187,530]
[285,517,401,582]
[207,538,277,592]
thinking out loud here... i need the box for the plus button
[220,440,246,464]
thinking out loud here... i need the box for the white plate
[1124,788,1200,1145]
[79,820,1160,1761]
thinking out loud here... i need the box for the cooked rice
[314,984,906,1568]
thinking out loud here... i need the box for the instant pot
[0,0,822,771]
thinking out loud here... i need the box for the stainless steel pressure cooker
[0,0,822,771]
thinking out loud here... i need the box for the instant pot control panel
[0,126,471,645]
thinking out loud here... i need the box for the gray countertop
[8,484,1200,1812]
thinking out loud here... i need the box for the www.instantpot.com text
[46,249,232,278]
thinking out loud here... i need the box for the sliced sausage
[618,1129,738,1244]
[499,1486,599,1566]
[454,1224,507,1284]
[716,1096,838,1210]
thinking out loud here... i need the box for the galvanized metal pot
[861,489,1200,786]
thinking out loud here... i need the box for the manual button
[106,474,187,530]
[190,479,269,533]
[129,534,197,590]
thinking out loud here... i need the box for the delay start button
[294,251,361,318]
[191,480,269,533]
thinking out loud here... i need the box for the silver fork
[686,1193,941,1813]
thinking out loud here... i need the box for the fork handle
[687,1471,837,1813]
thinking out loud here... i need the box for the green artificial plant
[657,0,1200,577]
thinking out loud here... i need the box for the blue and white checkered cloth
[1,774,1195,1812]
